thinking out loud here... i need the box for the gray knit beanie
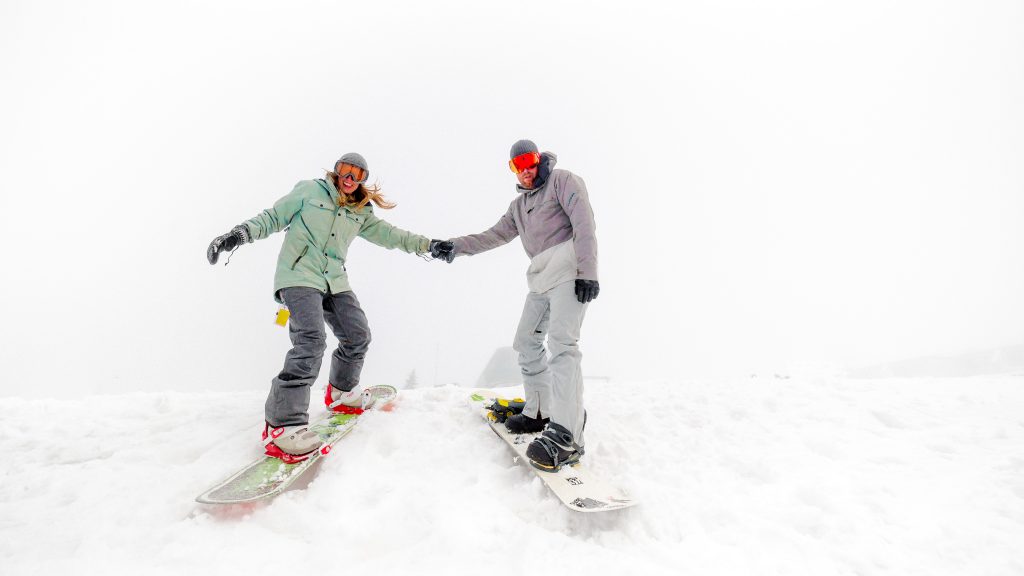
[509,139,539,159]
[335,152,370,180]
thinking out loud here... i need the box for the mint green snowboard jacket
[241,178,430,302]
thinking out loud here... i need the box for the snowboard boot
[325,383,374,414]
[525,421,584,472]
[262,423,323,464]
[505,411,549,434]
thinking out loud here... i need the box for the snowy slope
[1,376,1023,575]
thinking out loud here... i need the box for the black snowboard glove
[428,239,455,263]
[574,279,600,303]
[207,225,252,265]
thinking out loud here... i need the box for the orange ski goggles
[337,163,368,183]
[508,152,540,174]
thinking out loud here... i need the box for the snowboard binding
[261,424,325,464]
[526,419,586,472]
[485,396,526,423]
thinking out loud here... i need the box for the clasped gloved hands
[429,240,455,263]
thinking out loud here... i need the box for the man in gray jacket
[436,139,599,471]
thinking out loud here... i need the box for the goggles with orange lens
[508,152,540,174]
[337,163,368,183]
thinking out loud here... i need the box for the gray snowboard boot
[325,383,375,414]
[262,423,323,463]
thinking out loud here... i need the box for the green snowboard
[196,385,397,505]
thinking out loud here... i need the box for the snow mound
[1,376,1023,575]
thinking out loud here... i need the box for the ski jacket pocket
[290,245,309,270]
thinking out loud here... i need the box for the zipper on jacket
[290,245,309,270]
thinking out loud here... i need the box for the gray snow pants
[513,280,588,447]
[265,287,370,427]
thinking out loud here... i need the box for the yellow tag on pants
[274,307,290,327]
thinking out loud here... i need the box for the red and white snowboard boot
[324,383,374,414]
[262,423,323,464]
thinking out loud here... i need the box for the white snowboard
[470,390,636,512]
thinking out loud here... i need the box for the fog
[1,0,1022,397]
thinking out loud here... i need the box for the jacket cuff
[232,224,253,243]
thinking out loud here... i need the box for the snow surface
[2,376,1023,575]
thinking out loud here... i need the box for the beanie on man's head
[335,152,370,180]
[509,139,539,160]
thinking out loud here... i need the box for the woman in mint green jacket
[207,152,454,462]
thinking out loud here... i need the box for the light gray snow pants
[265,287,370,427]
[513,280,588,446]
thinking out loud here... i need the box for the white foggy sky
[1,0,1022,396]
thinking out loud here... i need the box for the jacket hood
[517,151,558,193]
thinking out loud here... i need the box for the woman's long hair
[326,170,397,211]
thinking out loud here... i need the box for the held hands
[429,239,455,263]
[575,279,600,303]
[207,225,252,265]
